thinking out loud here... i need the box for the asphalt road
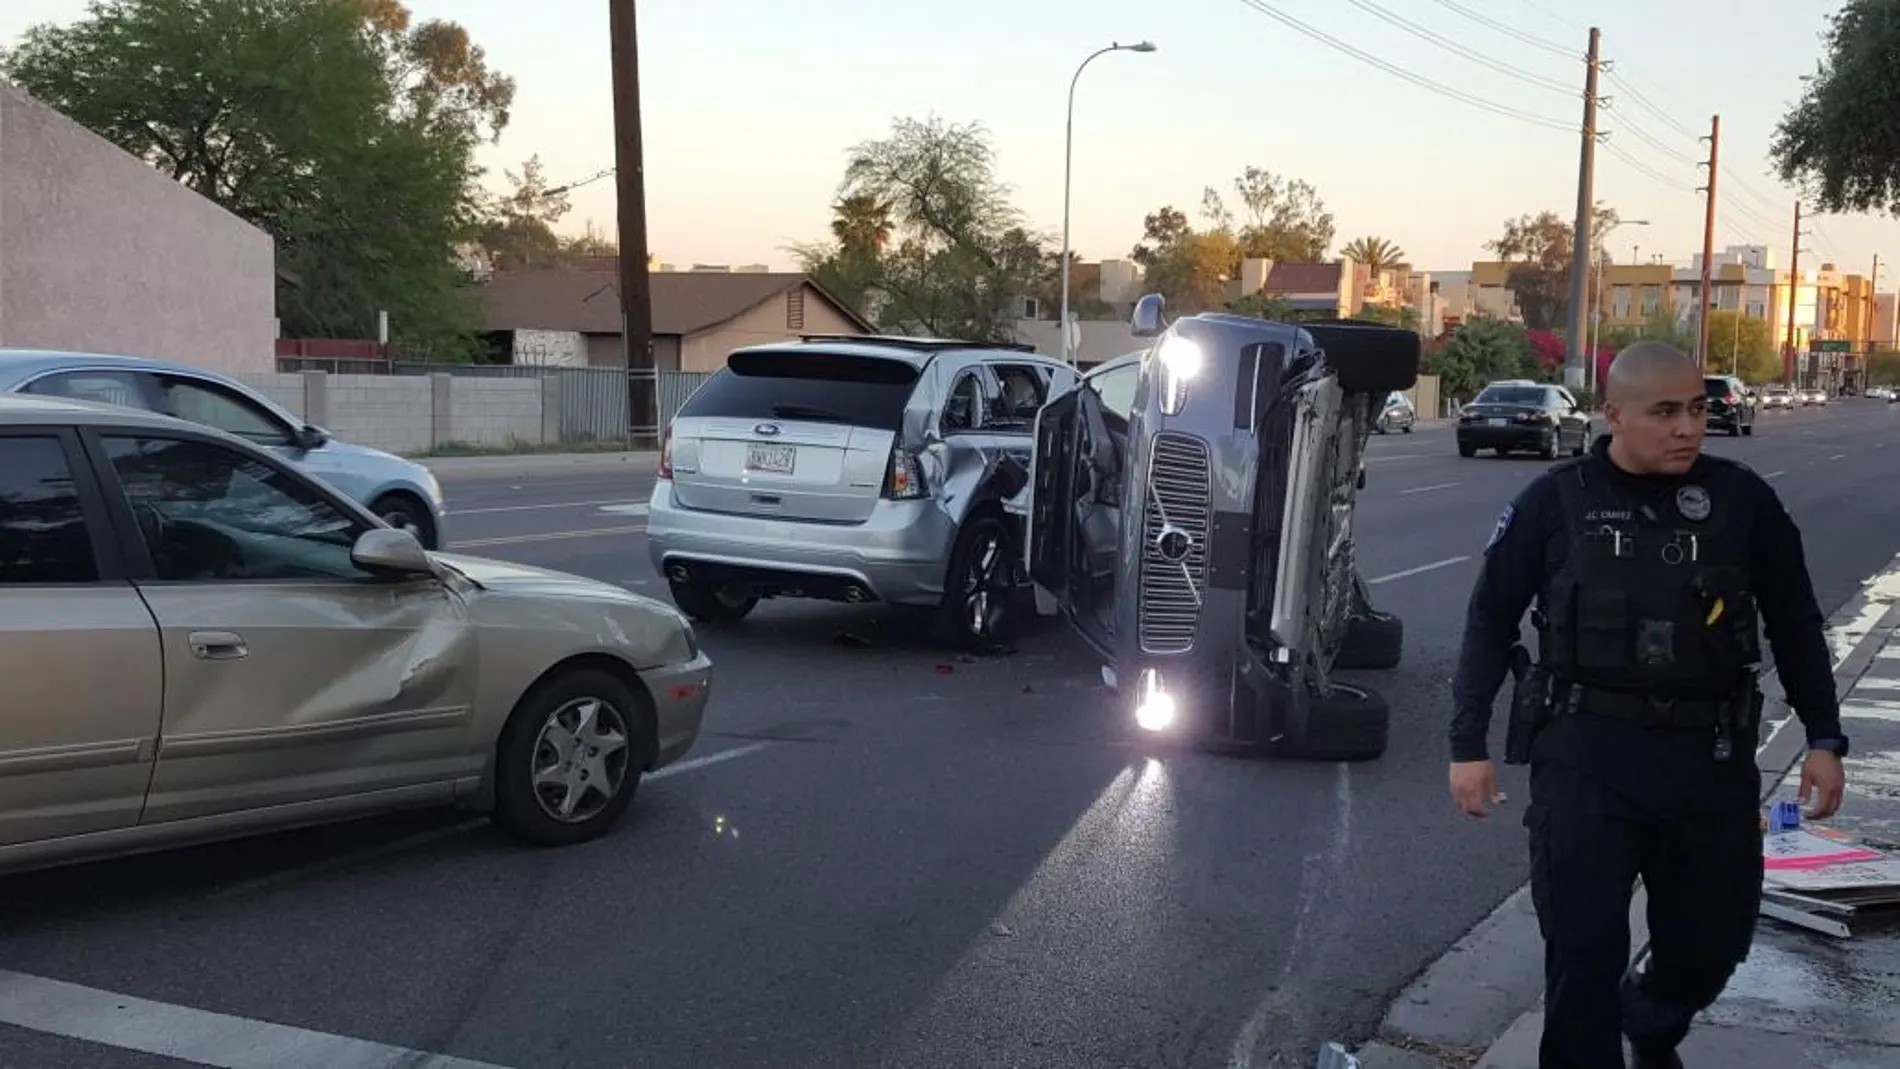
[3,401,1897,1069]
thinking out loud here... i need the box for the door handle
[188,631,248,660]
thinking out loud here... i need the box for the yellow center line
[449,525,648,549]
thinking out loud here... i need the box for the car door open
[1027,372,1126,657]
[94,433,479,825]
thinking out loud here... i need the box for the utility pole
[1695,115,1720,367]
[610,0,658,447]
[1564,26,1603,390]
[1783,202,1810,387]
[1865,253,1881,392]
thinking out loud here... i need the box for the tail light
[658,427,673,479]
[882,446,928,500]
[1725,393,1739,404]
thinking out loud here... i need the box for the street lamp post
[1060,40,1155,364]
[1589,218,1650,392]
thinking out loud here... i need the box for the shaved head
[1602,340,1707,475]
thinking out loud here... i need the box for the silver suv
[1026,296,1418,760]
[647,335,1076,648]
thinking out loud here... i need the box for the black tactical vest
[1534,455,1761,699]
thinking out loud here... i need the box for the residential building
[0,82,276,373]
[1464,262,1527,323]
[1231,257,1365,317]
[476,262,872,372]
[1875,293,1899,348]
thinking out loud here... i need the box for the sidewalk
[1474,594,1900,1067]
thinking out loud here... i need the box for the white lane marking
[650,741,774,780]
[449,525,647,549]
[451,499,638,516]
[1364,452,1428,463]
[1367,556,1471,584]
[1763,470,1786,479]
[1398,482,1459,495]
[0,968,512,1069]
[598,503,650,517]
[1830,453,1847,461]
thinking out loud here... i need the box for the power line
[1421,0,1579,59]
[1510,0,1587,33]
[1602,72,1698,140]
[1600,139,1696,195]
[1335,0,1574,95]
[1232,0,1576,132]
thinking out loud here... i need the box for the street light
[1589,218,1651,392]
[1060,40,1156,364]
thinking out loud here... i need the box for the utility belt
[1502,647,1760,765]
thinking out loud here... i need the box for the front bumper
[646,480,957,606]
[640,650,713,770]
[1457,421,1555,451]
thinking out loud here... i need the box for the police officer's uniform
[1451,435,1847,1068]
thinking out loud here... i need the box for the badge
[1676,485,1711,522]
[1485,503,1514,552]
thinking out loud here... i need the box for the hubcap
[381,508,421,537]
[530,697,632,824]
[962,530,1009,638]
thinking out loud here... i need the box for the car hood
[434,553,645,601]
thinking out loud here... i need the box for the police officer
[1446,341,1849,1069]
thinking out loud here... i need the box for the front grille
[1138,433,1212,654]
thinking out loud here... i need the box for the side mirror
[296,424,330,451]
[351,527,434,577]
[1130,293,1168,338]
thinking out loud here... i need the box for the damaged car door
[92,433,477,825]
[1027,356,1139,659]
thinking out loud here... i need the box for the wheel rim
[530,696,632,824]
[960,526,1010,638]
[380,506,422,539]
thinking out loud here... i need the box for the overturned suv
[1024,296,1419,761]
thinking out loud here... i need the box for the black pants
[1525,746,1764,1068]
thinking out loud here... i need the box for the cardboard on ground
[1764,829,1900,894]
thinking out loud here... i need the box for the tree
[2,0,513,357]
[1870,348,1900,386]
[476,155,573,270]
[1603,307,1696,354]
[1342,236,1406,274]
[1218,167,1335,263]
[1487,206,1620,331]
[1705,311,1780,382]
[1130,167,1335,315]
[1771,0,1900,214]
[1426,317,1538,398]
[792,117,1048,341]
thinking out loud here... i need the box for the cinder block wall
[234,372,549,454]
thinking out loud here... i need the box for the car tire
[1742,421,1754,436]
[1571,425,1588,457]
[669,580,758,624]
[1540,434,1559,460]
[1458,442,1477,458]
[1302,321,1421,395]
[1401,423,1413,433]
[1266,680,1391,762]
[492,667,650,847]
[372,492,438,550]
[1335,611,1403,671]
[941,512,1019,654]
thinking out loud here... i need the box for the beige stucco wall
[0,83,276,373]
[679,286,863,372]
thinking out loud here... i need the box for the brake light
[658,427,673,479]
[1725,393,1738,404]
[882,446,928,500]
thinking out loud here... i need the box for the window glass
[0,437,98,584]
[1087,365,1139,418]
[942,370,985,432]
[103,437,368,582]
[987,363,1047,430]
[155,377,289,445]
[678,352,920,431]
[26,371,150,411]
[1474,385,1546,406]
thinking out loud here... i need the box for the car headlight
[1134,667,1177,732]
[1156,335,1202,416]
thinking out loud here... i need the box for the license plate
[745,443,796,474]
[1488,417,1508,426]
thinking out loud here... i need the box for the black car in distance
[1455,380,1591,458]
[1703,373,1757,436]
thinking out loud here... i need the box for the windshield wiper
[771,404,853,423]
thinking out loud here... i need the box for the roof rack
[796,333,1038,354]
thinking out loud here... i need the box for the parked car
[1375,391,1416,433]
[1455,380,1591,458]
[1803,389,1829,406]
[1760,385,1794,411]
[0,394,710,874]
[1026,299,1419,761]
[647,335,1074,650]
[0,350,448,548]
[1703,373,1757,436]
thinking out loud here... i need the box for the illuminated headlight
[1156,335,1202,416]
[1134,667,1177,732]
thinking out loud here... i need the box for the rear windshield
[1474,385,1545,405]
[677,351,921,431]
[1704,378,1733,396]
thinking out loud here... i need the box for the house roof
[475,266,874,336]
[1261,262,1343,295]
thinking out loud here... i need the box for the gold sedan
[0,394,711,874]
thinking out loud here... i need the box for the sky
[1,0,1887,280]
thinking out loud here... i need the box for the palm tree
[1342,236,1406,275]
[831,194,893,258]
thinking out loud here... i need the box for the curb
[1361,549,1900,1067]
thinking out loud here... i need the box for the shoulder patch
[1485,503,1515,553]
